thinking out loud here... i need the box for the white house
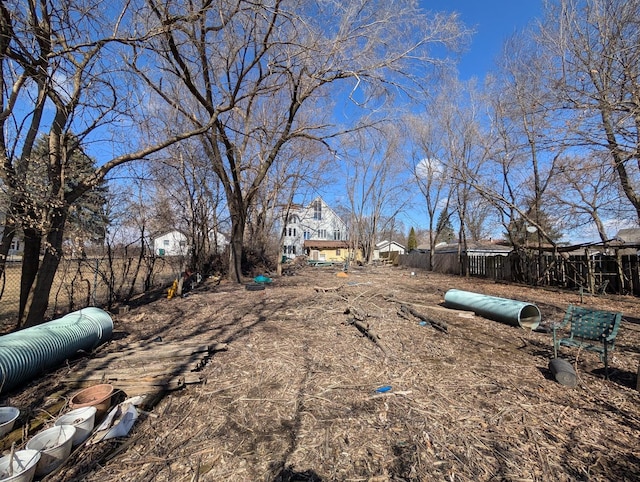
[282,197,347,259]
[0,213,23,258]
[373,240,406,261]
[208,230,229,253]
[154,230,189,257]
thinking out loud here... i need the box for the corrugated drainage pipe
[0,307,113,395]
[444,289,541,330]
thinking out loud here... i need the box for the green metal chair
[552,305,622,379]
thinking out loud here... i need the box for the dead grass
[1,265,639,481]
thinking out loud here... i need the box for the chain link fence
[0,254,187,332]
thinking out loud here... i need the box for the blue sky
[424,0,543,80]
[392,1,546,235]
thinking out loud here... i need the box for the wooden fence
[399,250,640,296]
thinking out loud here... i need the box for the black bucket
[549,358,577,387]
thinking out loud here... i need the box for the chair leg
[604,343,609,380]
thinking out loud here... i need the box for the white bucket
[0,407,20,437]
[25,425,76,477]
[0,449,40,482]
[54,406,97,446]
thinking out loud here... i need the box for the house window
[283,246,287,254]
[304,231,310,240]
[293,228,296,237]
[318,229,327,238]
[313,199,322,220]
[336,249,341,255]
[179,241,186,247]
[163,240,170,246]
[333,230,340,240]
[288,228,292,236]
[292,246,296,255]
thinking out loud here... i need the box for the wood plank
[65,374,203,390]
[65,366,200,382]
[89,343,227,364]
[94,345,207,360]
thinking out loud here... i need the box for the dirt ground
[2,264,640,481]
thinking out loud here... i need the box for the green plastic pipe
[444,289,541,330]
[0,307,113,395]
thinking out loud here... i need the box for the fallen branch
[350,318,380,342]
[345,305,367,321]
[314,285,341,293]
[399,304,448,333]
[344,306,386,354]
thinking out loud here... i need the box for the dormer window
[313,200,322,220]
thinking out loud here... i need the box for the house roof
[153,229,187,240]
[616,228,640,244]
[304,240,350,250]
[415,241,512,253]
[304,197,346,225]
[376,240,406,250]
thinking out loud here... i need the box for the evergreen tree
[407,227,418,251]
[506,207,563,247]
[30,135,109,246]
[435,209,455,244]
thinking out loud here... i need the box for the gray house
[282,197,347,259]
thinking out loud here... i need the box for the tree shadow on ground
[592,367,637,390]
[271,467,324,481]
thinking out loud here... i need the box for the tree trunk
[22,208,68,327]
[18,228,42,326]
[0,221,16,281]
[228,210,246,284]
[125,237,145,301]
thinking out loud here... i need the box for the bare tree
[0,0,217,327]
[437,80,491,262]
[408,76,494,269]
[539,0,640,225]
[408,113,453,268]
[549,152,629,243]
[341,124,409,264]
[473,32,565,253]
[134,0,469,282]
[147,139,229,275]
[100,181,155,308]
[254,138,327,275]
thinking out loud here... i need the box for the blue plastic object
[375,385,392,393]
[254,275,272,284]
